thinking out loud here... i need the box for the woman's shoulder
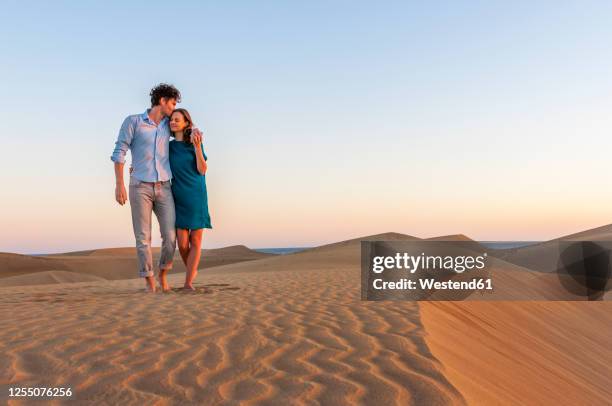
[169,139,183,152]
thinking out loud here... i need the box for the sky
[1,1,612,254]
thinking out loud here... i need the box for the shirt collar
[142,108,169,125]
[142,109,152,124]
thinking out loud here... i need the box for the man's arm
[114,162,127,205]
[111,117,134,205]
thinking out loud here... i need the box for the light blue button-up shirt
[110,109,172,182]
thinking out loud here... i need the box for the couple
[110,83,212,292]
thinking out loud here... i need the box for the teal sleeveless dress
[169,140,212,230]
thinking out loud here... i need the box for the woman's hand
[191,128,203,148]
[191,128,207,175]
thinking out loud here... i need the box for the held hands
[191,128,203,148]
[191,127,207,175]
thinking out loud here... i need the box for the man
[111,83,180,292]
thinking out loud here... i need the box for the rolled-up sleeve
[110,116,135,163]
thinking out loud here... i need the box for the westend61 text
[372,278,493,291]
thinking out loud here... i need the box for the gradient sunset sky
[2,1,612,254]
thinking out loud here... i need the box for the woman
[164,108,212,291]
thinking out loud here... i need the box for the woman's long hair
[170,108,194,143]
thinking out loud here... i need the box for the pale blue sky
[1,1,612,253]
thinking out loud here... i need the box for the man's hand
[191,128,203,148]
[115,183,128,205]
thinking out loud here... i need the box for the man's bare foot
[158,269,171,292]
[145,276,157,293]
[183,283,196,291]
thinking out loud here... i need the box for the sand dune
[0,245,273,284]
[50,244,269,259]
[421,302,612,405]
[555,223,612,241]
[303,232,420,252]
[0,270,106,287]
[201,232,420,276]
[425,234,475,242]
[492,223,612,273]
[0,253,65,278]
[1,226,611,404]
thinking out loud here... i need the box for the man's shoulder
[120,113,146,133]
[123,112,144,123]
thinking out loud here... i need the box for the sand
[1,228,611,404]
[1,265,464,404]
[421,302,611,406]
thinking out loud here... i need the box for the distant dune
[0,270,106,287]
[492,223,612,273]
[303,231,420,252]
[555,223,612,241]
[0,245,273,284]
[202,232,420,275]
[425,234,475,242]
[48,244,269,259]
[0,252,63,278]
[0,226,610,404]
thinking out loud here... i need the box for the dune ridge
[421,302,612,405]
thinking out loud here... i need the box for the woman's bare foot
[145,276,157,293]
[158,269,171,292]
[183,283,196,291]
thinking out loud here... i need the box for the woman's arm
[191,130,207,175]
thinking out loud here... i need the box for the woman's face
[169,112,188,132]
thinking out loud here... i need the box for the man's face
[159,97,177,117]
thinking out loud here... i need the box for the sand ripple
[0,269,464,405]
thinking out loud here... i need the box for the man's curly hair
[150,83,181,107]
